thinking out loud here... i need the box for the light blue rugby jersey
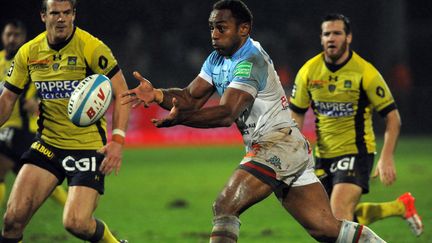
[199,37,296,147]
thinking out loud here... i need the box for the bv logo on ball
[68,74,113,127]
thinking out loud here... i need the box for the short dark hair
[213,0,253,26]
[322,13,351,35]
[41,0,77,13]
[3,19,27,35]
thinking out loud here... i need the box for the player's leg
[1,164,58,241]
[330,183,362,220]
[0,154,14,206]
[355,192,423,236]
[210,169,273,243]
[317,154,373,221]
[281,180,386,242]
[62,186,120,242]
[62,148,124,243]
[0,128,18,207]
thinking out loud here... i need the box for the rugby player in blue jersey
[123,1,386,242]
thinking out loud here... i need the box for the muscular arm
[374,109,401,185]
[380,109,401,159]
[154,86,254,128]
[98,70,130,175]
[158,76,215,111]
[0,88,19,126]
[111,70,130,133]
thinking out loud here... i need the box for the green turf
[1,136,431,242]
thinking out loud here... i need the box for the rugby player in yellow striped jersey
[289,13,423,237]
[0,1,130,242]
[0,20,68,213]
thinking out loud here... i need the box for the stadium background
[1,0,432,141]
[0,1,431,242]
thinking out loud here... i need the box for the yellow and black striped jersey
[0,50,38,133]
[289,51,396,158]
[4,27,119,149]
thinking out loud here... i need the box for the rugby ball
[68,74,113,127]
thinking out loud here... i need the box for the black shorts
[0,127,36,173]
[315,153,374,195]
[21,138,106,194]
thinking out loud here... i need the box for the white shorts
[239,127,319,197]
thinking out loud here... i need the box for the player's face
[41,0,75,44]
[209,9,243,57]
[321,20,352,64]
[1,25,26,54]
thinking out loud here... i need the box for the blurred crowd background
[1,0,431,135]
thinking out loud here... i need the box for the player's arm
[289,66,311,130]
[122,72,214,111]
[0,87,19,126]
[99,69,130,175]
[375,109,401,185]
[158,75,214,111]
[363,65,400,185]
[152,86,254,128]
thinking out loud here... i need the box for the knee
[63,214,93,236]
[2,205,29,233]
[212,196,239,217]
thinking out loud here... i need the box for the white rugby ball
[68,74,113,127]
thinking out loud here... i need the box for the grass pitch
[1,136,431,242]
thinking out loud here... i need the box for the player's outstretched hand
[98,141,123,175]
[121,71,155,108]
[372,157,396,186]
[152,98,179,127]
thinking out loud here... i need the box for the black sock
[0,235,23,243]
[88,219,105,243]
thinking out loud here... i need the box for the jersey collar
[230,37,252,60]
[324,50,353,73]
[47,26,76,51]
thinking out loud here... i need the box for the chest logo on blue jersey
[34,80,80,100]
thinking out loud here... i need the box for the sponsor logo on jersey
[29,58,50,70]
[234,61,253,78]
[344,80,352,88]
[328,84,336,92]
[314,101,354,117]
[330,156,355,173]
[34,80,80,99]
[266,155,282,170]
[62,155,97,172]
[68,56,77,65]
[329,75,338,82]
[52,63,60,71]
[53,54,62,61]
[309,80,327,89]
[31,141,55,159]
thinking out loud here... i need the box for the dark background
[1,0,432,134]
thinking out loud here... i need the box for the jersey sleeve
[228,56,265,97]
[84,38,119,79]
[4,45,30,94]
[362,63,396,117]
[198,52,216,85]
[289,64,310,114]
